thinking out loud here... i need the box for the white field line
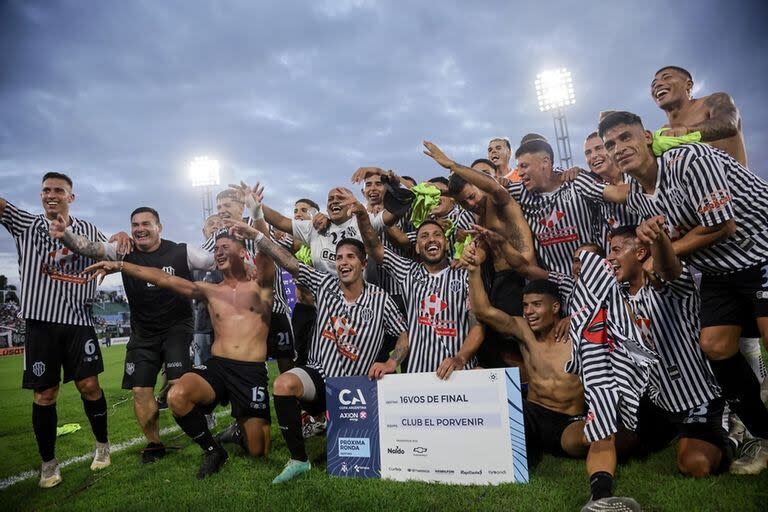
[0,409,232,490]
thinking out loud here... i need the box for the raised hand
[423,141,455,170]
[109,231,134,256]
[469,224,505,248]
[49,213,67,239]
[223,218,259,240]
[312,212,330,233]
[338,193,367,218]
[561,167,585,183]
[351,167,385,184]
[636,216,667,244]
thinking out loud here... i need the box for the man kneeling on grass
[85,232,274,479]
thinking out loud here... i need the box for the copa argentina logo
[339,388,366,406]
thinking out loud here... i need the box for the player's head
[41,172,75,219]
[415,220,447,264]
[213,231,247,272]
[607,225,649,284]
[426,177,454,217]
[572,242,605,278]
[362,172,385,207]
[522,280,561,335]
[584,132,615,178]
[202,214,223,239]
[448,173,485,213]
[130,207,162,251]
[327,187,354,224]
[652,66,694,109]
[515,139,555,192]
[598,111,654,175]
[400,175,417,188]
[215,189,244,221]
[471,158,497,176]
[488,137,511,170]
[294,198,319,221]
[335,238,366,285]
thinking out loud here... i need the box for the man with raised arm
[84,232,275,479]
[226,219,408,484]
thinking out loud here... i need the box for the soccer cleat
[141,442,167,464]
[581,496,641,512]
[196,446,228,479]
[90,441,111,470]
[39,459,62,488]
[728,413,747,446]
[272,459,311,484]
[215,422,242,445]
[731,438,768,475]
[302,414,327,439]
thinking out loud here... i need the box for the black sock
[174,408,218,452]
[711,353,768,438]
[590,471,613,500]
[82,392,109,443]
[32,403,57,462]
[274,395,307,461]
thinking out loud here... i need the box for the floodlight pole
[552,107,573,169]
[201,185,214,224]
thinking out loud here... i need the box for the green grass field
[1,345,767,511]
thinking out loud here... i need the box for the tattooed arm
[227,219,300,276]
[688,92,740,142]
[49,213,115,260]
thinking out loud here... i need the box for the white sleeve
[369,212,386,233]
[292,219,313,245]
[187,245,215,271]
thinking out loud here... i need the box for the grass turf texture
[0,345,766,511]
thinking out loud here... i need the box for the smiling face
[40,178,74,220]
[602,123,655,175]
[202,214,223,239]
[488,139,511,170]
[131,211,162,252]
[335,243,365,285]
[651,68,692,109]
[454,183,485,213]
[216,196,244,221]
[363,174,385,207]
[415,223,447,264]
[429,181,455,217]
[213,236,246,272]
[522,292,560,335]
[572,245,602,278]
[516,152,552,192]
[327,188,353,224]
[584,135,614,178]
[294,201,317,221]
[607,234,646,284]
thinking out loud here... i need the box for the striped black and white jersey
[375,215,412,296]
[202,225,290,317]
[590,173,642,253]
[507,175,603,275]
[547,271,575,315]
[1,202,106,326]
[381,248,477,373]
[625,143,768,275]
[296,263,407,379]
[622,265,718,412]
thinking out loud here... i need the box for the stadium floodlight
[535,68,576,113]
[534,68,575,168]
[189,156,221,188]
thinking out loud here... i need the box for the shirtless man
[85,232,275,479]
[651,66,747,166]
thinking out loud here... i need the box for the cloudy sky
[1,0,766,287]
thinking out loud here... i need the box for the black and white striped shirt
[623,265,718,412]
[381,248,476,373]
[507,175,603,275]
[591,173,643,253]
[625,144,768,275]
[1,202,106,326]
[297,263,407,379]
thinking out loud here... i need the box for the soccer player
[0,172,118,487]
[51,206,216,463]
[487,137,518,180]
[651,65,747,166]
[350,196,483,377]
[610,222,728,476]
[84,232,275,479]
[226,220,408,484]
[598,110,768,473]
[193,214,224,367]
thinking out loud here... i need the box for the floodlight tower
[535,68,576,169]
[189,156,221,223]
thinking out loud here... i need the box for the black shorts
[194,356,271,421]
[291,303,317,367]
[476,268,525,369]
[523,400,585,457]
[267,311,295,361]
[289,365,327,416]
[122,321,193,389]
[22,320,104,390]
[700,264,768,333]
[636,396,730,467]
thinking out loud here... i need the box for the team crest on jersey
[360,308,374,322]
[32,361,46,377]
[449,279,463,293]
[560,189,573,201]
[162,266,176,276]
[125,362,135,375]
[666,187,687,206]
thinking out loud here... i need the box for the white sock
[739,337,766,382]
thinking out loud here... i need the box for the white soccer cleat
[301,414,327,439]
[581,496,641,512]
[39,459,62,488]
[90,441,111,470]
[728,413,747,446]
[731,438,768,475]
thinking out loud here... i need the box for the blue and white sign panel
[326,368,528,485]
